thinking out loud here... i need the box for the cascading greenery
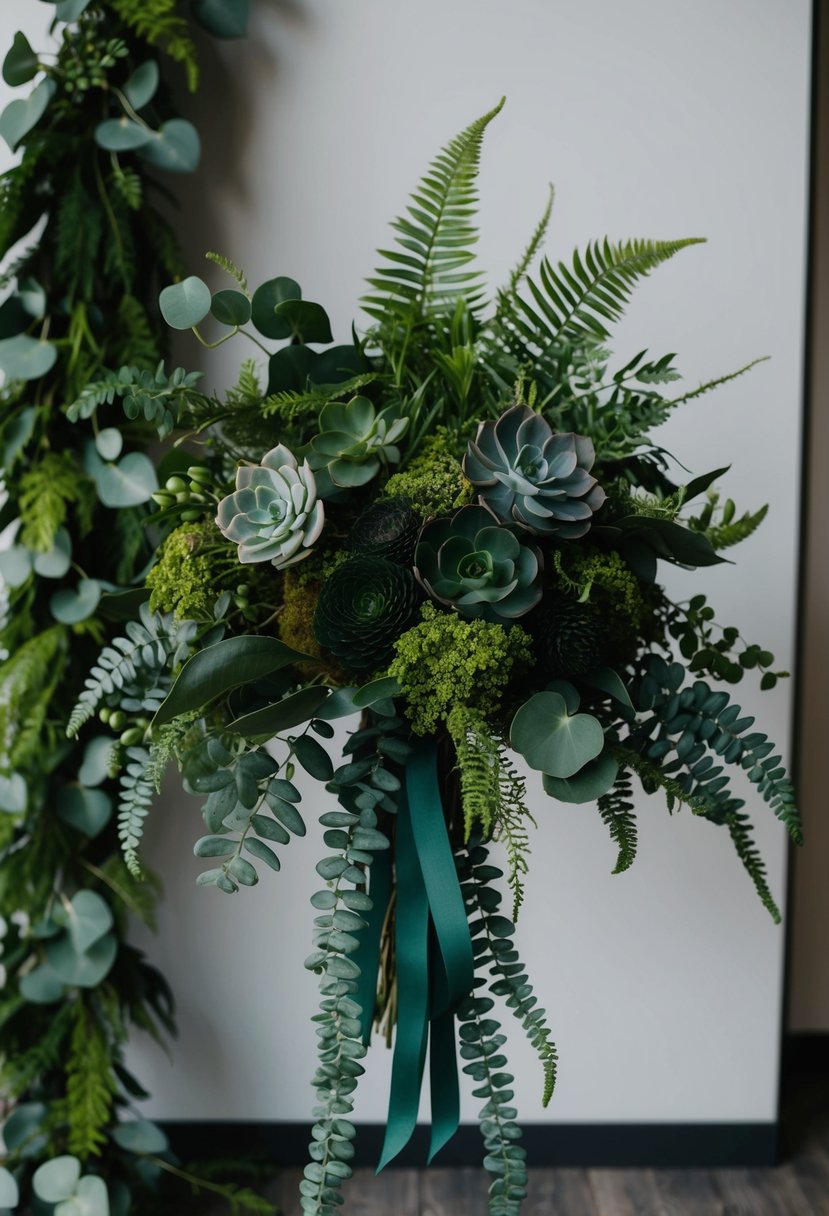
[7,92,799,1216]
[0,4,276,1214]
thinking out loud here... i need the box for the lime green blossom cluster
[147,520,277,622]
[383,431,473,518]
[388,603,532,735]
[552,547,646,635]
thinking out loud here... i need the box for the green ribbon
[355,848,391,1045]
[377,741,474,1170]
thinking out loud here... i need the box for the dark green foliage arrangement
[0,3,272,1213]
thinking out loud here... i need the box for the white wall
[0,0,812,1126]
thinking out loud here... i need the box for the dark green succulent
[414,504,542,622]
[464,404,605,537]
[348,498,422,566]
[529,597,607,678]
[313,556,420,671]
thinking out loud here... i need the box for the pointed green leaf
[3,32,39,87]
[352,677,401,708]
[0,78,55,150]
[111,1119,169,1155]
[228,686,330,737]
[94,117,153,152]
[581,667,634,710]
[123,60,159,110]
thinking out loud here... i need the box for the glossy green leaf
[543,752,620,804]
[316,687,360,720]
[0,77,56,151]
[111,1119,169,1155]
[245,837,281,870]
[251,276,301,338]
[510,691,604,778]
[0,333,57,381]
[57,784,112,837]
[32,1156,80,1203]
[193,835,234,858]
[159,276,212,330]
[123,60,159,110]
[352,676,401,708]
[274,299,333,344]
[155,635,310,725]
[211,289,251,326]
[293,734,333,781]
[19,964,64,1004]
[137,118,201,172]
[33,527,72,578]
[50,578,102,624]
[266,344,317,393]
[45,930,117,988]
[310,344,364,385]
[94,117,153,152]
[581,667,634,710]
[228,686,330,737]
[3,32,39,87]
[192,0,251,38]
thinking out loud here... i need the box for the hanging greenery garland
[0,3,274,1214]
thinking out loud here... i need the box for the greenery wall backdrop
[0,2,273,1213]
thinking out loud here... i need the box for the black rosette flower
[414,504,542,622]
[464,404,605,538]
[313,556,420,671]
[348,498,422,566]
[530,597,607,678]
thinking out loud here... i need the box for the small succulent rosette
[414,503,542,621]
[308,395,408,496]
[348,497,422,566]
[313,555,421,670]
[464,404,605,537]
[215,444,324,568]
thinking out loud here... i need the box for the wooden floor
[204,1072,829,1215]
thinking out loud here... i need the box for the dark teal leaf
[510,691,604,778]
[112,1119,169,1154]
[191,0,251,38]
[3,32,39,87]
[581,667,634,710]
[352,677,401,708]
[273,298,333,344]
[228,686,330,737]
[267,345,317,393]
[211,289,251,326]
[251,276,301,338]
[137,119,201,172]
[123,60,159,110]
[293,735,333,781]
[542,752,619,804]
[245,837,281,870]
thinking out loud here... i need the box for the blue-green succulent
[414,504,542,621]
[464,404,605,537]
[307,395,408,496]
[215,443,324,568]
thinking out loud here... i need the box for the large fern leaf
[497,237,704,358]
[362,98,504,359]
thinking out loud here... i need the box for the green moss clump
[383,430,473,518]
[147,520,278,622]
[388,603,532,735]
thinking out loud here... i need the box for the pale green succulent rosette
[414,503,542,621]
[215,443,324,568]
[464,403,605,538]
[308,394,408,495]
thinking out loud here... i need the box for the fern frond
[362,99,505,356]
[490,750,534,920]
[664,356,768,408]
[447,706,501,837]
[109,295,160,369]
[205,251,249,295]
[109,0,199,90]
[688,494,768,552]
[495,183,554,316]
[596,773,638,874]
[18,452,93,553]
[64,1001,116,1157]
[0,628,66,774]
[726,810,781,923]
[2,1002,74,1096]
[54,170,102,302]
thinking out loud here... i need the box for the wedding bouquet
[64,100,799,1216]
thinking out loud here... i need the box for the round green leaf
[137,118,201,172]
[95,428,123,461]
[266,344,317,393]
[3,1101,49,1153]
[57,784,112,837]
[3,32,39,87]
[32,1156,81,1204]
[123,60,159,110]
[211,289,251,326]
[54,890,114,955]
[33,527,72,579]
[57,1174,109,1216]
[111,1119,169,1155]
[18,276,46,319]
[510,691,605,778]
[159,276,212,330]
[0,333,57,381]
[55,0,93,19]
[0,77,56,151]
[94,452,158,507]
[45,930,117,988]
[274,298,333,344]
[0,1165,19,1207]
[50,578,102,624]
[191,0,251,38]
[542,752,620,804]
[0,772,27,813]
[308,343,364,386]
[251,276,301,338]
[77,737,114,788]
[0,545,33,588]
[94,117,152,152]
[19,964,64,1004]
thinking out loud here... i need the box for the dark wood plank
[421,1167,489,1215]
[342,1168,419,1215]
[715,1165,820,1216]
[267,1167,303,1216]
[588,1168,664,1215]
[650,1169,726,1216]
[525,1168,599,1215]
